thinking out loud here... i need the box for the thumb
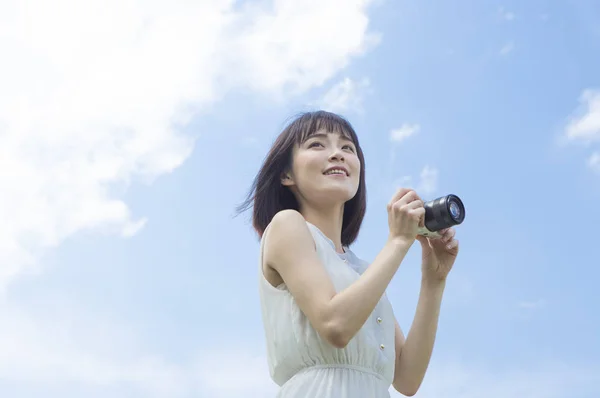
[416,235,430,246]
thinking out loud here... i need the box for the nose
[328,147,345,162]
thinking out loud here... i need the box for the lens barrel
[423,194,465,232]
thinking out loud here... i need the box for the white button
[376,317,382,324]
[380,344,385,350]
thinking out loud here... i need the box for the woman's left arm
[392,226,459,396]
[391,280,445,396]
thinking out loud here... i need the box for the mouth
[323,166,349,177]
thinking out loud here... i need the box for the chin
[315,186,357,205]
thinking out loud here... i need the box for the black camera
[417,194,465,238]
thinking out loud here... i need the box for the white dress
[258,221,397,397]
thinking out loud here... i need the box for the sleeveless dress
[258,221,397,397]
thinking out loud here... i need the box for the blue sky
[1,0,599,397]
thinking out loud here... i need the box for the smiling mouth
[323,168,348,176]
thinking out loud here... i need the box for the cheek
[291,156,316,185]
[295,153,322,175]
[350,156,361,175]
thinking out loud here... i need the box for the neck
[300,203,346,253]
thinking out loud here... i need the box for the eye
[343,144,356,152]
[308,141,324,148]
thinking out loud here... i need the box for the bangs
[289,111,358,145]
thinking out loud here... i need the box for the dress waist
[286,363,385,384]
[277,364,390,398]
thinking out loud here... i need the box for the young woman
[237,111,459,397]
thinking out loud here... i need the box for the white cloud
[196,349,278,397]
[499,41,515,56]
[588,152,600,172]
[498,7,516,21]
[417,165,438,196]
[519,299,546,309]
[316,77,371,114]
[388,165,438,202]
[565,89,600,143]
[0,0,379,288]
[0,303,189,397]
[227,0,380,97]
[0,304,276,398]
[386,123,435,199]
[563,89,600,173]
[390,123,421,143]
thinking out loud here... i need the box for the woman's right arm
[264,189,423,348]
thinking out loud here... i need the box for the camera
[417,194,465,239]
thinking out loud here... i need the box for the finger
[393,199,422,215]
[388,189,408,210]
[397,190,421,206]
[401,199,423,211]
[416,234,431,246]
[389,188,412,206]
[410,207,426,223]
[390,192,419,212]
[442,228,455,242]
[446,238,459,251]
[407,204,426,227]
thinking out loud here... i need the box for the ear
[281,172,294,186]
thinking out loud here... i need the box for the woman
[237,111,459,397]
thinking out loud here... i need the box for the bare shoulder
[269,208,308,232]
[264,209,315,270]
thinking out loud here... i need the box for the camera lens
[423,194,465,232]
[449,200,461,221]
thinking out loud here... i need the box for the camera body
[417,194,465,239]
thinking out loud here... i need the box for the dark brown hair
[236,110,367,246]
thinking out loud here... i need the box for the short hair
[236,110,367,246]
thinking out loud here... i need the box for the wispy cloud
[390,123,421,143]
[519,299,546,309]
[563,88,600,172]
[498,7,516,21]
[316,77,371,114]
[0,298,286,398]
[387,123,437,198]
[0,0,380,289]
[565,89,600,143]
[499,41,515,56]
[196,349,278,397]
[588,152,600,173]
[389,165,439,200]
[0,303,189,397]
[417,165,439,196]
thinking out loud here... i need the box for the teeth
[325,169,346,175]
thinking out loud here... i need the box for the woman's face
[283,129,361,207]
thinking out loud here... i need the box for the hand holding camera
[387,188,466,282]
[387,187,465,244]
[386,188,426,244]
